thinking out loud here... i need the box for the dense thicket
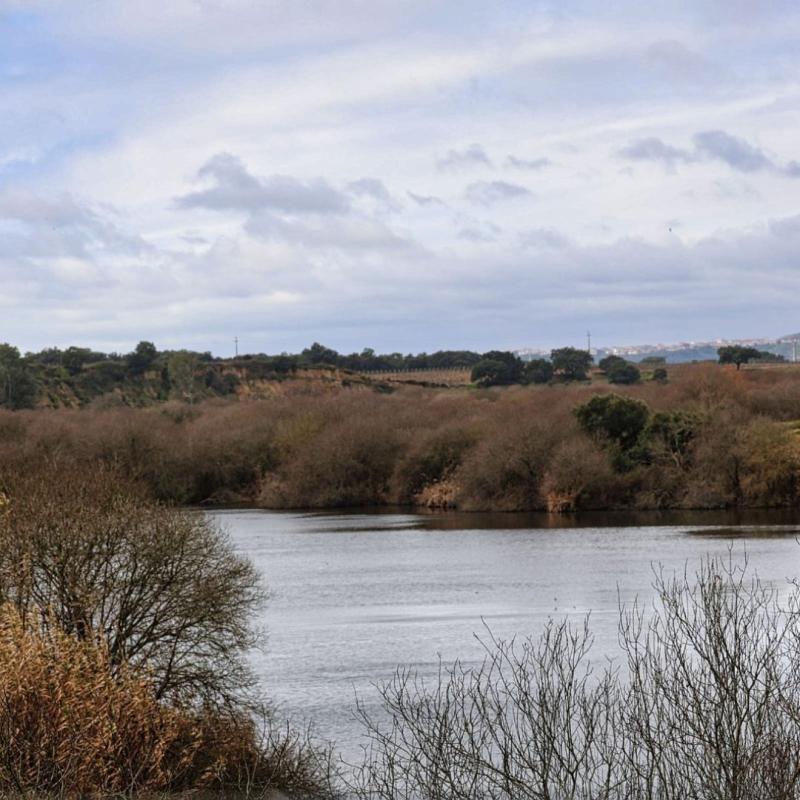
[2,362,800,512]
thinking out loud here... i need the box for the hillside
[31,359,389,409]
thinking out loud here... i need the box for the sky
[1,0,799,356]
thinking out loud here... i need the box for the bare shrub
[735,417,800,505]
[393,425,477,504]
[541,435,616,511]
[618,555,800,800]
[0,601,192,795]
[263,412,402,508]
[457,418,561,510]
[347,555,800,800]
[0,464,264,708]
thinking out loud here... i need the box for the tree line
[0,338,790,410]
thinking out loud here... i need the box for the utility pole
[234,336,239,357]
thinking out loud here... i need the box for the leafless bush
[0,463,264,708]
[346,555,800,799]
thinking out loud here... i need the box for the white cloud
[436,144,493,171]
[176,153,350,214]
[465,180,531,205]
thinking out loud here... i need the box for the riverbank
[2,361,800,513]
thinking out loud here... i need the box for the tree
[167,350,198,401]
[574,393,650,451]
[551,347,593,381]
[301,342,340,366]
[645,410,697,469]
[127,340,158,375]
[599,355,640,385]
[598,355,627,372]
[471,359,518,387]
[0,465,263,707]
[652,367,668,382]
[639,356,666,367]
[717,345,762,370]
[607,362,641,385]
[29,347,63,366]
[0,344,37,409]
[523,358,554,384]
[479,351,523,383]
[62,346,92,376]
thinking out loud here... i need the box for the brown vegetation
[2,362,800,512]
[0,465,335,798]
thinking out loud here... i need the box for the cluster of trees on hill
[0,339,610,409]
[0,341,233,409]
[298,342,482,371]
[2,337,792,410]
[0,339,493,409]
[469,348,659,387]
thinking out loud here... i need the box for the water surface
[212,508,800,758]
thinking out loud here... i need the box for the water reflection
[686,526,800,538]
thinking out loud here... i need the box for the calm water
[211,508,800,758]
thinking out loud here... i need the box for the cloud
[465,180,531,205]
[346,177,401,212]
[458,228,496,243]
[5,1,800,354]
[692,130,773,173]
[0,190,150,260]
[25,0,441,55]
[457,219,501,242]
[520,227,571,249]
[645,40,717,82]
[785,162,800,178]
[176,153,350,214]
[619,130,800,177]
[505,155,552,170]
[244,210,413,251]
[618,137,694,169]
[436,144,492,171]
[407,191,445,207]
[769,214,800,238]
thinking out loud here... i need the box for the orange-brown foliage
[2,362,800,511]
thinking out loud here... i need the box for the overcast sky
[1,0,799,356]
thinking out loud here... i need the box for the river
[211,508,800,760]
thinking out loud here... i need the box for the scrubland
[2,362,800,512]
[1,365,800,797]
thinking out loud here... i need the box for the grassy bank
[2,362,800,512]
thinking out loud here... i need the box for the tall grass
[0,603,334,797]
